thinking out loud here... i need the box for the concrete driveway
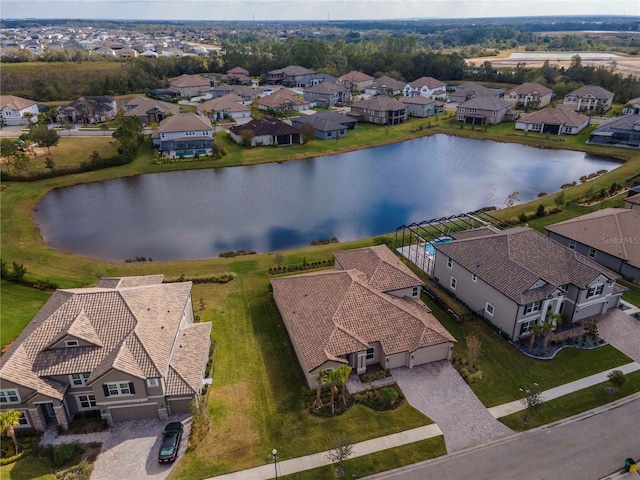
[392,361,512,453]
[596,308,640,363]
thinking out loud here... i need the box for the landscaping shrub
[51,441,85,468]
[361,369,390,383]
[354,385,403,411]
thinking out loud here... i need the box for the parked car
[158,422,184,463]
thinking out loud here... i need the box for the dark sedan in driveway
[158,422,184,463]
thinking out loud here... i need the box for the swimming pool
[424,236,453,256]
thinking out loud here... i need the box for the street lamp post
[272,448,278,479]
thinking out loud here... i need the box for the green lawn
[0,457,54,480]
[499,370,640,431]
[619,279,640,307]
[0,280,51,350]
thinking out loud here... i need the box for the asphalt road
[364,395,640,480]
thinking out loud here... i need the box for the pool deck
[397,243,435,275]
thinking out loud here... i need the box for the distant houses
[403,76,447,100]
[515,108,590,135]
[562,85,614,113]
[303,82,350,108]
[124,96,180,125]
[337,71,374,92]
[365,76,407,96]
[503,82,553,109]
[267,65,315,88]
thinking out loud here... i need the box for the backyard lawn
[0,280,51,350]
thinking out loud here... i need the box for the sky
[1,0,638,22]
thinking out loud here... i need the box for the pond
[33,134,618,262]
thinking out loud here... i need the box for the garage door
[169,398,192,415]
[110,403,158,423]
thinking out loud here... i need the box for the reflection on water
[34,134,618,262]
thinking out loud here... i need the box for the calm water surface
[34,134,617,262]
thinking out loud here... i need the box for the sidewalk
[620,300,640,316]
[205,424,443,480]
[488,361,640,418]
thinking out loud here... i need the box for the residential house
[271,245,456,389]
[310,73,338,86]
[222,66,251,85]
[588,114,640,148]
[58,96,117,125]
[350,96,407,125]
[228,116,302,147]
[0,95,40,126]
[152,113,214,158]
[563,85,614,113]
[211,85,260,103]
[503,82,553,108]
[403,76,447,100]
[124,97,180,125]
[0,275,211,430]
[622,97,640,115]
[140,50,159,59]
[169,74,211,98]
[515,107,590,135]
[400,96,444,118]
[337,71,374,92]
[545,208,640,280]
[364,76,407,96]
[433,227,623,341]
[624,187,640,210]
[257,88,310,113]
[197,94,251,121]
[267,65,315,88]
[447,82,499,104]
[457,96,517,125]
[303,82,350,107]
[291,114,348,140]
[296,111,358,130]
[115,47,137,58]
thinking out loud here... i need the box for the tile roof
[170,74,210,88]
[352,95,406,112]
[294,115,344,132]
[199,94,251,113]
[229,116,301,137]
[567,85,614,100]
[124,97,180,118]
[168,322,212,394]
[0,276,208,400]
[545,208,640,268]
[304,82,347,95]
[369,76,407,92]
[453,82,497,98]
[400,96,436,106]
[459,96,513,111]
[626,192,640,206]
[590,114,640,134]
[270,65,314,76]
[338,71,374,83]
[0,95,38,111]
[518,107,589,128]
[258,88,309,109]
[436,228,618,305]
[157,113,213,134]
[507,82,553,96]
[408,76,446,89]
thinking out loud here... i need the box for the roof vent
[161,326,164,329]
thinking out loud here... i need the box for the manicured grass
[618,279,640,307]
[499,370,640,431]
[281,436,447,480]
[0,280,52,350]
[421,293,632,407]
[0,457,54,480]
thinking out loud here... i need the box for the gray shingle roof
[567,85,614,101]
[352,95,406,111]
[507,82,553,96]
[459,96,513,111]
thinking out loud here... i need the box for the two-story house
[58,96,118,125]
[350,96,407,125]
[400,96,444,118]
[303,82,350,108]
[403,76,447,100]
[222,66,251,85]
[228,116,303,147]
[271,245,455,389]
[457,96,517,125]
[152,113,214,158]
[563,85,614,113]
[169,74,211,99]
[447,82,499,104]
[503,82,553,108]
[432,227,623,341]
[0,95,40,126]
[0,275,212,431]
[267,65,315,88]
[123,97,180,125]
[336,71,374,92]
[257,88,310,113]
[364,76,407,96]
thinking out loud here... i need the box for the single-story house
[545,208,640,280]
[257,88,310,113]
[291,114,348,140]
[123,97,180,125]
[0,95,40,126]
[457,96,517,125]
[400,96,444,118]
[623,97,640,115]
[515,107,590,135]
[271,245,456,389]
[337,71,374,92]
[149,88,178,100]
[197,94,251,121]
[58,96,118,125]
[267,65,315,88]
[433,227,623,341]
[0,275,211,430]
[588,114,640,148]
[228,116,302,147]
[299,111,358,130]
[211,84,260,103]
[152,113,214,158]
[503,82,553,108]
[350,96,407,125]
[364,76,407,96]
[403,76,447,100]
[448,82,499,104]
[303,82,350,108]
[563,85,614,113]
[169,74,211,98]
[222,66,251,84]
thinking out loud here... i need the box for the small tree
[536,204,546,217]
[607,370,626,391]
[29,124,60,154]
[0,410,23,455]
[503,191,521,220]
[466,335,481,366]
[272,251,284,269]
[313,369,329,409]
[199,297,206,312]
[520,383,544,419]
[553,190,565,208]
[239,128,256,147]
[44,157,56,170]
[9,262,27,283]
[325,435,354,475]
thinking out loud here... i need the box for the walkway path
[391,362,513,452]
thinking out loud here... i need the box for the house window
[588,248,597,259]
[485,303,495,316]
[586,285,604,298]
[447,257,453,269]
[520,319,538,335]
[147,378,159,387]
[366,347,375,360]
[69,372,91,386]
[76,394,97,411]
[0,389,20,403]
[17,411,29,426]
[66,340,79,347]
[469,108,478,114]
[104,382,134,397]
[524,301,541,314]
[412,286,419,297]
[472,273,477,283]
[568,240,576,250]
[450,277,457,290]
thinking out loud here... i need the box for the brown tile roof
[459,96,513,111]
[338,71,374,83]
[518,107,589,128]
[0,95,38,111]
[157,113,213,134]
[258,88,309,109]
[369,76,407,92]
[334,245,422,293]
[352,95,406,112]
[170,74,210,88]
[168,322,212,393]
[507,82,553,97]
[450,226,500,240]
[408,76,446,89]
[567,85,614,101]
[436,228,618,305]
[626,193,640,206]
[199,94,251,113]
[269,65,314,76]
[545,208,640,268]
[124,97,180,119]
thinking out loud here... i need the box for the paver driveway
[596,308,640,363]
[392,362,512,452]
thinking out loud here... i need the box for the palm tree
[542,312,563,354]
[313,369,329,409]
[528,323,543,353]
[0,410,23,455]
[328,364,353,413]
